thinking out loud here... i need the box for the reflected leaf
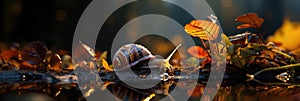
[187,85,204,98]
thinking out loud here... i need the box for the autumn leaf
[221,34,233,47]
[102,59,113,71]
[188,46,209,58]
[184,20,220,40]
[236,24,256,29]
[235,13,264,29]
[50,54,62,71]
[0,50,19,60]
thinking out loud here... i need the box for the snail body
[112,44,181,76]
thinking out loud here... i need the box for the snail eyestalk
[164,44,181,70]
[78,41,96,57]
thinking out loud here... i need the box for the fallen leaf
[185,20,220,40]
[50,54,62,71]
[21,41,48,65]
[102,59,113,71]
[0,50,19,60]
[231,55,246,68]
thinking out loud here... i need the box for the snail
[112,44,181,76]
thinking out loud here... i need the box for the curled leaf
[102,59,113,71]
[237,24,256,29]
[185,20,220,40]
[235,13,264,29]
[188,46,209,58]
[50,54,62,71]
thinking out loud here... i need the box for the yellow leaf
[143,94,156,101]
[102,59,113,71]
[184,20,220,40]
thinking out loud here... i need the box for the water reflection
[2,82,300,101]
[0,83,83,101]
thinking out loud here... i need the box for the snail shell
[112,44,181,73]
[112,44,155,71]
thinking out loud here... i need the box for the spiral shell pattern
[112,44,155,71]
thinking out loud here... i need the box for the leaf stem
[200,38,208,50]
[254,63,300,76]
[256,27,266,44]
[272,49,296,62]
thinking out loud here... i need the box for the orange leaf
[235,13,264,29]
[187,46,209,58]
[0,50,19,60]
[184,20,220,40]
[203,57,212,65]
[237,24,256,29]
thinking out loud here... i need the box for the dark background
[0,0,299,51]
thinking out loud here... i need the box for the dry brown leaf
[235,13,264,29]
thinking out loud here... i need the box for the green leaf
[247,43,267,51]
[228,45,238,55]
[185,57,200,67]
[231,55,246,68]
[240,48,257,58]
[97,51,108,67]
[221,34,233,47]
